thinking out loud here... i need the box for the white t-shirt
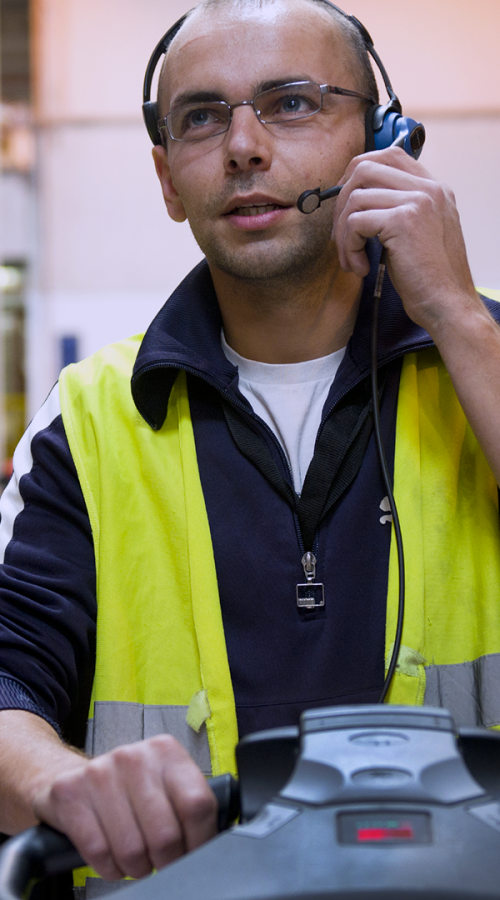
[222,332,346,494]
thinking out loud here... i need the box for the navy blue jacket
[1,245,497,746]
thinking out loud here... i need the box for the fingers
[335,151,435,245]
[124,736,217,870]
[34,761,126,881]
[331,146,476,330]
[33,735,218,881]
[339,145,431,186]
[332,150,418,274]
[160,741,218,853]
[335,189,423,275]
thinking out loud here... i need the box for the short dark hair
[309,0,379,102]
[157,0,379,118]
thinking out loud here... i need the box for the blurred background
[0,0,499,484]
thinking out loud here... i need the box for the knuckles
[149,817,184,853]
[110,838,154,880]
[176,783,217,826]
[81,834,116,870]
[148,823,185,869]
[146,733,184,757]
[100,734,186,775]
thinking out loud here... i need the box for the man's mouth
[229,204,284,217]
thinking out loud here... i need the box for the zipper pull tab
[301,551,317,583]
[297,551,324,609]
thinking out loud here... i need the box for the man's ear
[152,145,187,223]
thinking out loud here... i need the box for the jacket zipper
[134,341,433,600]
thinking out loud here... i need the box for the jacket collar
[131,241,499,430]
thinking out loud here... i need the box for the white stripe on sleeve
[0,385,62,563]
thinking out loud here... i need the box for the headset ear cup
[142,101,162,146]
[364,104,378,153]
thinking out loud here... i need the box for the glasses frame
[158,81,377,144]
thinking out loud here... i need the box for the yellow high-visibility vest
[59,320,500,756]
[60,340,238,779]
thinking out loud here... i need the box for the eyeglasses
[158,81,375,143]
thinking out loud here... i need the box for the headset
[142,0,425,162]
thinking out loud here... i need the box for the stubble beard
[186,196,337,288]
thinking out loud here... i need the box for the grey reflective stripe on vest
[84,701,212,775]
[74,879,124,900]
[424,653,500,727]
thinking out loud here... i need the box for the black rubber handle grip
[0,825,84,900]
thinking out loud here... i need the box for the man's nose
[223,106,272,174]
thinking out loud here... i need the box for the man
[1,0,500,887]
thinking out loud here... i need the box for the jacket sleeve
[0,385,96,748]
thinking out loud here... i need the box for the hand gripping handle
[0,774,239,900]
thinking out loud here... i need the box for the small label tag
[296,582,325,609]
[233,804,300,839]
[468,802,500,833]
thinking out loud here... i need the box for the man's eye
[265,93,315,119]
[188,109,213,126]
[281,95,306,114]
[180,106,224,134]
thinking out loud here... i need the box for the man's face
[154,0,367,283]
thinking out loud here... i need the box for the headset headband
[142,11,191,110]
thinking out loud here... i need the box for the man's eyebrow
[170,90,225,109]
[256,76,313,93]
[169,78,315,110]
